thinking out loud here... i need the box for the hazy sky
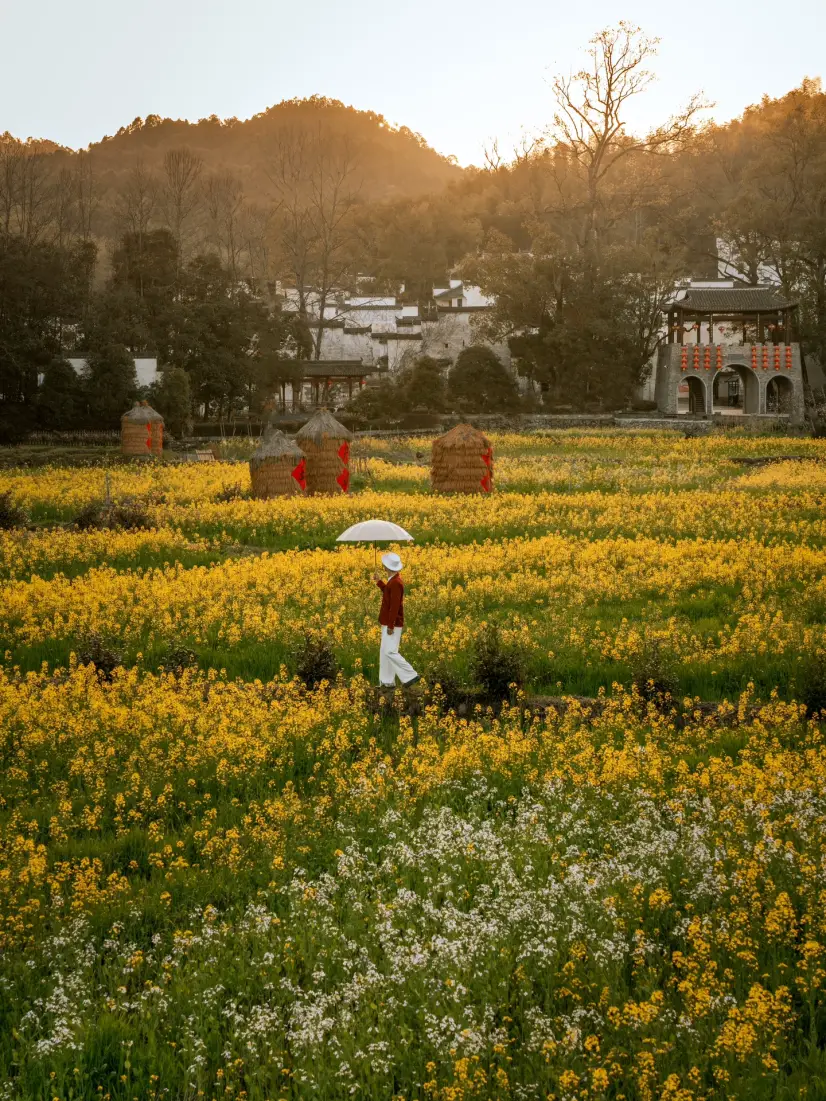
[2,0,825,166]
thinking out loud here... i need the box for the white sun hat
[381,552,403,572]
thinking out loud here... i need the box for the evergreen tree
[149,366,192,437]
[447,346,519,412]
[81,344,137,427]
[403,355,447,411]
[37,358,84,429]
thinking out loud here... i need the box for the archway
[715,363,760,414]
[712,368,743,414]
[766,375,793,414]
[677,375,707,415]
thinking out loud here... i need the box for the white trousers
[379,627,418,687]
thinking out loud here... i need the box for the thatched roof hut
[249,428,306,498]
[121,401,164,457]
[296,409,353,495]
[431,423,493,494]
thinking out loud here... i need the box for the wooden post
[348,378,353,400]
[757,313,764,343]
[709,313,714,344]
[677,309,684,345]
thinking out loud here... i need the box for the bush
[426,661,466,712]
[214,482,249,502]
[294,634,339,688]
[0,491,29,530]
[77,634,123,681]
[797,653,826,717]
[630,639,679,707]
[448,346,520,413]
[159,646,199,676]
[74,499,151,531]
[469,622,525,702]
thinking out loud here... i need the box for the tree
[204,171,244,281]
[402,355,447,411]
[0,232,90,405]
[149,366,192,437]
[267,125,363,359]
[161,147,203,268]
[81,343,137,427]
[36,357,84,429]
[448,346,519,412]
[549,22,704,254]
[110,228,178,358]
[114,160,158,298]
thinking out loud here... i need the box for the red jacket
[377,574,404,628]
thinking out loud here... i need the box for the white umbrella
[337,518,414,565]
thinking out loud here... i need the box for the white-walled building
[282,282,512,377]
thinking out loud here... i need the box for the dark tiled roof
[671,287,796,312]
[298,361,375,378]
[433,284,463,301]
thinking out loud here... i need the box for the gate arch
[713,364,759,414]
[766,375,793,414]
[678,375,707,415]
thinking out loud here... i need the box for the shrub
[76,633,123,681]
[470,622,525,702]
[74,499,151,530]
[159,646,199,676]
[448,346,520,413]
[797,653,826,717]
[426,661,466,712]
[0,491,29,530]
[214,482,249,502]
[294,634,339,688]
[630,639,679,707]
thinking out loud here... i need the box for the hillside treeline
[2,27,825,433]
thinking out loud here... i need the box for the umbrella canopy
[337,519,414,544]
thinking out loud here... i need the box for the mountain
[53,96,463,205]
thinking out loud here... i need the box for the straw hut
[431,423,493,494]
[121,401,164,457]
[296,409,353,495]
[249,428,306,498]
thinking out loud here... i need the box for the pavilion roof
[298,361,377,378]
[670,286,796,313]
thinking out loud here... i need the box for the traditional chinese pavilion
[655,285,804,423]
[288,360,377,410]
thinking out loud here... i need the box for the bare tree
[267,125,363,359]
[161,147,203,268]
[0,134,22,235]
[204,171,244,281]
[238,202,272,292]
[75,149,97,241]
[551,22,706,251]
[115,159,158,297]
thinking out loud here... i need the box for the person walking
[374,552,419,688]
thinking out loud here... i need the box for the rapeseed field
[1,429,825,1100]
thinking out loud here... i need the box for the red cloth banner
[480,473,492,493]
[338,441,350,464]
[336,468,350,493]
[481,447,492,469]
[291,459,306,490]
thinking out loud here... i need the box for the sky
[2,0,825,167]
